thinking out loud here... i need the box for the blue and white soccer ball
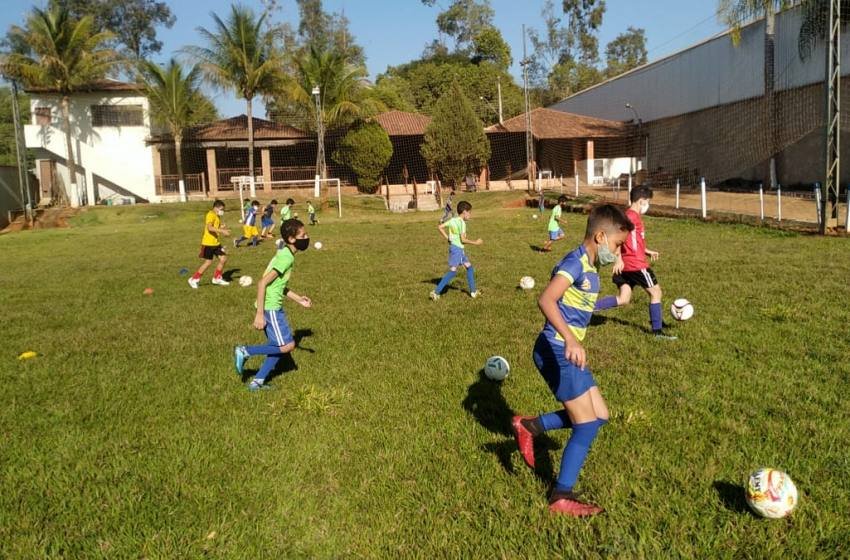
[484,356,510,381]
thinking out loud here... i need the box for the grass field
[1,192,849,558]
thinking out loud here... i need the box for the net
[231,176,342,219]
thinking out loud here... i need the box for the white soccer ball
[314,241,323,250]
[484,356,510,381]
[532,214,538,219]
[238,275,253,287]
[670,298,694,321]
[519,276,535,290]
[746,468,799,519]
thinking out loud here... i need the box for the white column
[759,183,764,220]
[178,179,187,203]
[700,177,707,219]
[675,179,680,209]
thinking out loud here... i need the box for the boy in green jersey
[234,218,313,391]
[542,195,568,252]
[430,201,483,300]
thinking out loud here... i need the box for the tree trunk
[60,95,76,207]
[765,8,777,189]
[247,96,256,197]
[175,132,186,202]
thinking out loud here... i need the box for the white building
[24,79,158,206]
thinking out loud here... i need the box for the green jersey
[445,216,466,248]
[281,205,293,220]
[263,247,294,311]
[548,205,563,232]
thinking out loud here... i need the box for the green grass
[1,192,849,558]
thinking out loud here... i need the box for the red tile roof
[374,110,432,136]
[24,79,141,94]
[486,107,630,139]
[171,115,309,142]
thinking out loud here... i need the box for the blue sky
[1,0,726,117]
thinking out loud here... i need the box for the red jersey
[621,208,648,271]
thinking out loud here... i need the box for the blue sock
[650,302,663,331]
[235,237,243,247]
[435,270,456,294]
[253,354,281,384]
[245,344,281,356]
[594,296,618,311]
[539,410,572,432]
[554,420,601,493]
[250,236,259,247]
[466,266,477,292]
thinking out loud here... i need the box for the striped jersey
[542,245,600,344]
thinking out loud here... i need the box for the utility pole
[822,0,840,233]
[313,85,326,198]
[497,76,503,124]
[10,80,32,220]
[521,24,534,192]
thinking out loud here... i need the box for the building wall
[24,92,156,204]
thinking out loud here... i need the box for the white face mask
[639,201,650,215]
[216,209,224,217]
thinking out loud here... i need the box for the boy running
[512,204,634,516]
[440,190,454,223]
[594,186,677,340]
[541,195,568,252]
[260,199,277,238]
[430,200,482,300]
[234,200,261,248]
[234,219,313,392]
[307,200,318,225]
[280,198,295,221]
[189,200,230,288]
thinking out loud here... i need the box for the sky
[0,0,727,117]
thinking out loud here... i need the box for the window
[91,104,144,127]
[35,106,51,126]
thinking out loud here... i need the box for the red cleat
[511,415,536,469]
[548,495,604,517]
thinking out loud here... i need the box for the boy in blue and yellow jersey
[234,219,313,392]
[430,200,482,300]
[511,204,633,517]
[189,200,230,289]
[234,200,261,248]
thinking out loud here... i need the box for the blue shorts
[264,309,294,347]
[549,228,564,241]
[261,217,274,229]
[448,245,470,268]
[533,333,597,402]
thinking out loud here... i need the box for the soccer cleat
[188,277,199,289]
[470,290,481,299]
[211,277,230,286]
[548,492,604,517]
[511,415,536,469]
[233,238,239,248]
[247,380,273,392]
[429,290,440,301]
[234,346,248,375]
[653,330,678,341]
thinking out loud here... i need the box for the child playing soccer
[234,200,261,248]
[234,219,313,392]
[260,199,277,238]
[280,198,295,221]
[594,186,677,340]
[440,190,454,223]
[306,200,318,225]
[541,195,568,252]
[511,204,633,516]
[430,200,482,300]
[189,200,231,289]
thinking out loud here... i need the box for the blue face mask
[597,234,617,266]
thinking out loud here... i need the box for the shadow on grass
[462,370,558,484]
[589,313,650,333]
[713,480,753,515]
[421,278,463,293]
[222,268,241,282]
[239,329,314,383]
[529,244,550,253]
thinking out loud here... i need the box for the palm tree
[2,6,116,206]
[184,4,283,195]
[138,59,211,202]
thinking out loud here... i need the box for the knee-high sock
[435,270,456,294]
[254,355,282,384]
[650,302,663,331]
[466,266,477,292]
[539,410,572,432]
[594,296,618,311]
[554,420,601,493]
[245,344,281,356]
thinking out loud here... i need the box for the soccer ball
[532,214,538,219]
[484,356,510,381]
[745,468,798,518]
[314,241,323,250]
[519,276,535,290]
[238,276,253,287]
[670,298,694,321]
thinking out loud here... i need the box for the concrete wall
[0,165,38,229]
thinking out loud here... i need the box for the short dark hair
[585,204,634,239]
[269,199,278,205]
[213,199,225,209]
[280,218,304,241]
[558,195,568,204]
[286,198,295,205]
[251,199,260,206]
[630,186,653,203]
[456,200,472,214]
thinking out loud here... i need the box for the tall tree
[422,0,496,53]
[605,27,648,77]
[333,120,393,192]
[421,80,490,186]
[49,0,175,60]
[138,59,217,201]
[0,87,31,167]
[186,5,284,193]
[2,5,117,206]
[296,0,365,66]
[472,27,512,69]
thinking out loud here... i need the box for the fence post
[560,175,563,194]
[627,173,632,202]
[700,176,707,219]
[314,174,321,198]
[777,183,782,222]
[846,185,850,233]
[759,182,764,221]
[575,173,579,197]
[675,179,680,209]
[814,183,822,228]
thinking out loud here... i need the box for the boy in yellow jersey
[189,200,231,289]
[430,200,482,300]
[511,204,633,517]
[234,218,313,391]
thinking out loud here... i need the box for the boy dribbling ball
[430,200,482,300]
[188,200,230,288]
[234,200,261,248]
[512,204,634,517]
[234,219,313,392]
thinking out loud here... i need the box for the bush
[333,121,393,193]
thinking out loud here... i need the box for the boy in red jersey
[594,186,676,340]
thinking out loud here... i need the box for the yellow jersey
[201,210,221,246]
